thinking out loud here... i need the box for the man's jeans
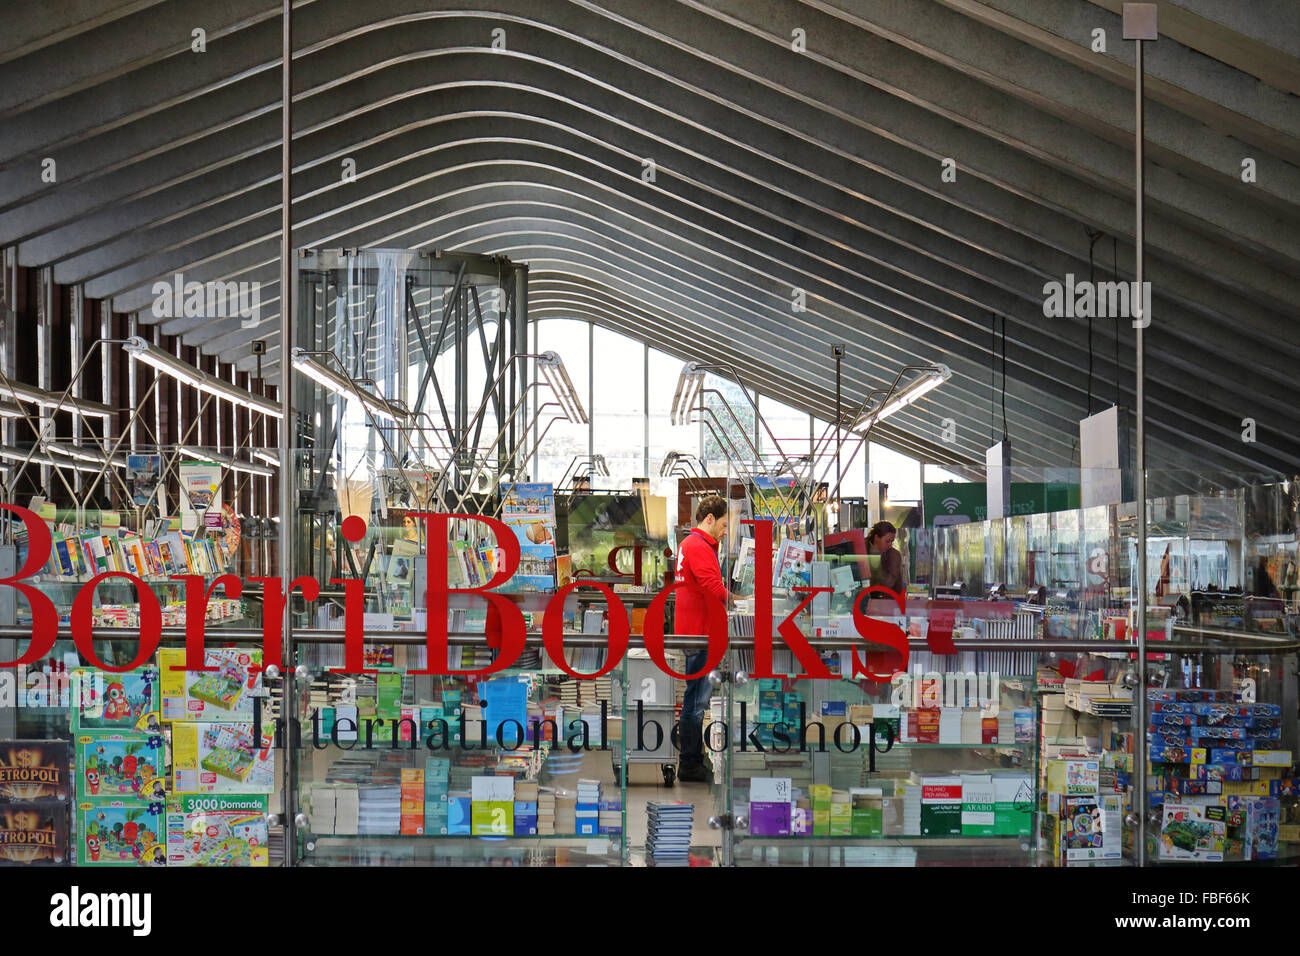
[677,649,710,766]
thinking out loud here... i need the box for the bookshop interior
[0,1,1298,871]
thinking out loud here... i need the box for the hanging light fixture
[1,382,114,419]
[0,445,123,473]
[853,364,951,432]
[291,348,412,426]
[122,336,282,418]
[670,362,707,426]
[43,442,128,469]
[536,352,588,424]
[177,446,276,478]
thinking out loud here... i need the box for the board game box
[0,740,70,802]
[75,734,166,801]
[76,801,165,866]
[171,722,275,794]
[0,802,68,865]
[158,647,264,720]
[71,667,160,735]
[1159,802,1226,862]
[165,795,269,866]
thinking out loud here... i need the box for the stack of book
[559,680,581,710]
[900,783,922,836]
[308,785,336,833]
[470,775,514,835]
[555,789,577,834]
[576,778,601,835]
[425,759,450,834]
[400,769,424,835]
[334,784,359,835]
[591,675,614,706]
[537,787,557,834]
[598,798,623,835]
[829,750,868,791]
[358,783,401,835]
[514,780,539,835]
[646,801,693,865]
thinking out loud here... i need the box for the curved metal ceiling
[1,0,1297,476]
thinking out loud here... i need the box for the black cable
[991,310,996,446]
[1001,314,1008,444]
[1112,234,1121,408]
[1086,229,1103,417]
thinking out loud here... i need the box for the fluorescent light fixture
[670,362,706,426]
[536,352,588,424]
[178,446,275,478]
[44,442,128,469]
[291,348,411,425]
[251,449,279,468]
[0,445,120,473]
[2,382,113,418]
[853,364,951,431]
[123,336,282,418]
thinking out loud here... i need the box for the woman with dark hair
[867,520,906,595]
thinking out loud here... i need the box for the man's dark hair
[694,494,727,524]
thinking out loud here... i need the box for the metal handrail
[2,626,1294,654]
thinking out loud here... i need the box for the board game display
[171,722,275,794]
[0,740,70,802]
[75,734,167,801]
[0,801,69,866]
[71,667,160,735]
[165,795,269,867]
[76,802,166,866]
[158,647,264,721]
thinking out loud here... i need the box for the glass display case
[1035,630,1298,867]
[716,653,1039,866]
[2,470,1297,868]
[289,638,628,867]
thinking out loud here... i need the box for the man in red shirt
[674,494,730,783]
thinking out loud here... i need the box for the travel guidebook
[500,481,557,590]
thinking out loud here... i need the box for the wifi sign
[941,496,961,514]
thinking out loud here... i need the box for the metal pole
[1124,1,1156,868]
[1134,34,1148,870]
[834,346,843,520]
[37,268,52,490]
[278,0,297,866]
